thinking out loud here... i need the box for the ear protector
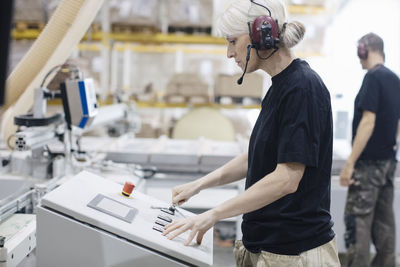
[357,42,368,60]
[237,0,281,85]
[248,0,280,50]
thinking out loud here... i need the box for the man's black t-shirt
[352,64,400,160]
[242,59,335,255]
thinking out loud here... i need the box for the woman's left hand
[162,210,218,245]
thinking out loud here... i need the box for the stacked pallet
[167,0,213,34]
[165,73,210,104]
[110,0,160,33]
[215,73,264,104]
[13,0,46,30]
[14,0,216,35]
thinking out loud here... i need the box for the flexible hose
[1,0,104,149]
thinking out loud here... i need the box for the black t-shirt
[352,64,400,160]
[242,59,334,255]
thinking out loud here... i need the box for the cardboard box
[166,73,209,97]
[109,0,159,26]
[167,0,213,27]
[215,73,263,98]
[14,0,45,22]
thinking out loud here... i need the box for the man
[340,32,400,267]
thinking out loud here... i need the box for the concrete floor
[213,243,235,267]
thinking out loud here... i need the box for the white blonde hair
[216,0,305,48]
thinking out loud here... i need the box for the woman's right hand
[172,180,201,206]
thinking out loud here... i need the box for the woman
[163,0,340,265]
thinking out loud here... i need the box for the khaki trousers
[234,237,340,267]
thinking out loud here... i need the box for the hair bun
[281,21,305,48]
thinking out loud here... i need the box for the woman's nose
[227,48,235,58]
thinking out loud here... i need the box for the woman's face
[226,34,259,73]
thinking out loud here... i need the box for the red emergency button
[122,181,135,197]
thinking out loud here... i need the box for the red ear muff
[251,15,280,50]
[239,0,280,85]
[357,43,368,60]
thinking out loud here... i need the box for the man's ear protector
[357,42,368,60]
[248,0,280,50]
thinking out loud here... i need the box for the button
[160,208,174,215]
[152,226,163,233]
[155,219,167,227]
[157,214,172,223]
[122,181,135,197]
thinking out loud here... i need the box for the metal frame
[0,190,34,224]
[0,215,36,267]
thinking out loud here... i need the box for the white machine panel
[37,207,188,267]
[105,138,154,164]
[102,137,245,174]
[200,141,242,172]
[39,171,213,266]
[200,141,241,165]
[150,139,201,166]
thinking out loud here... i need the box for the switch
[152,226,163,233]
[161,208,174,215]
[122,181,135,197]
[155,219,167,227]
[157,214,172,223]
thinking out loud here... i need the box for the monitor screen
[87,194,137,223]
[0,0,14,107]
[97,197,131,218]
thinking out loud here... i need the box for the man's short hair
[359,32,385,58]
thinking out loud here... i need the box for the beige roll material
[172,107,236,141]
[1,0,104,147]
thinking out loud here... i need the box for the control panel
[40,171,213,266]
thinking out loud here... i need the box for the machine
[0,214,36,267]
[104,136,244,173]
[0,175,36,267]
[10,71,99,180]
[60,78,98,131]
[0,0,133,265]
[0,70,137,266]
[37,171,213,267]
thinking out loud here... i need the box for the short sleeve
[277,88,321,167]
[359,74,379,113]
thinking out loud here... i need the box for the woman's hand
[172,180,201,206]
[162,210,218,245]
